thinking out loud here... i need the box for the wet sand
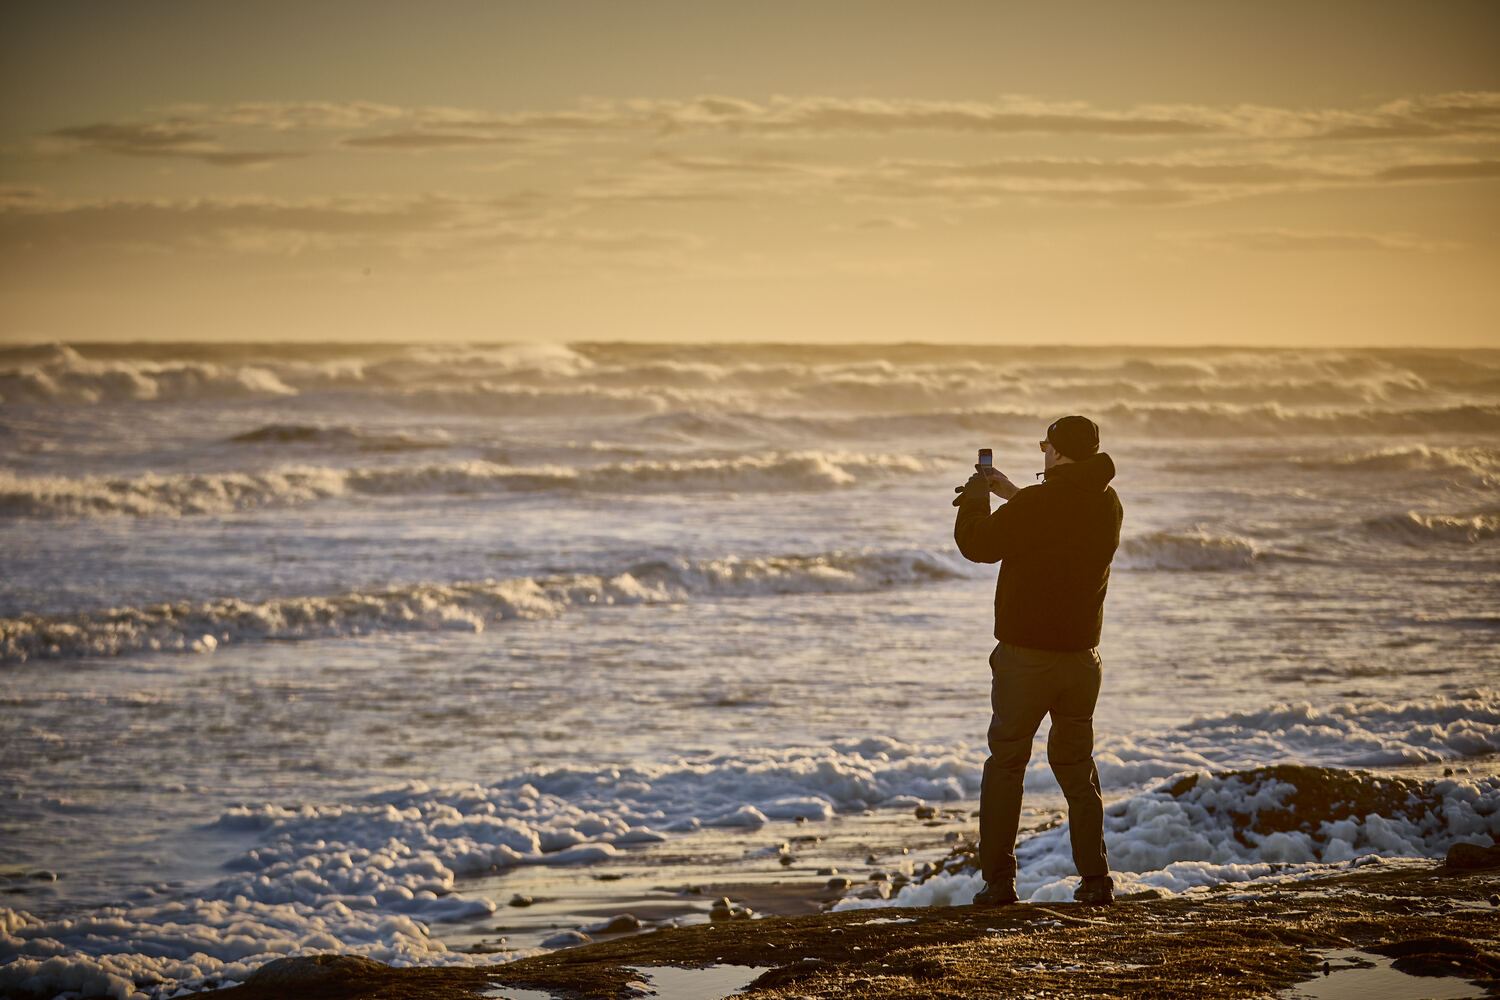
[190,855,1500,1000]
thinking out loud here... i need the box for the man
[952,415,1122,907]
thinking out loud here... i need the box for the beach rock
[709,896,753,921]
[779,854,796,866]
[508,893,534,907]
[870,872,889,882]
[1445,842,1500,870]
[866,854,879,865]
[246,954,385,989]
[1488,894,1498,906]
[589,913,642,934]
[914,804,937,820]
[817,867,838,876]
[826,876,853,889]
[542,929,592,948]
[1374,936,1500,979]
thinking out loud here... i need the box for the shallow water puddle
[1280,949,1485,1000]
[484,965,767,1000]
[483,987,560,1000]
[627,964,768,999]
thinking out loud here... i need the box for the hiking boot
[1074,875,1114,906]
[971,881,1019,907]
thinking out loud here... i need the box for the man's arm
[953,470,1024,564]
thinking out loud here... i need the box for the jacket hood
[1047,452,1116,492]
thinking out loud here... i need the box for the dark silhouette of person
[953,415,1122,906]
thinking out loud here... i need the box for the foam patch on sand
[840,765,1500,911]
[1088,691,1500,784]
[6,695,1497,997]
[0,737,976,998]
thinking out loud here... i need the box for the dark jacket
[954,454,1122,651]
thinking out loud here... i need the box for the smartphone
[977,448,992,470]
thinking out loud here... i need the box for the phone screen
[978,448,992,468]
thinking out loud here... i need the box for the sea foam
[3,693,1497,998]
[0,736,974,998]
[840,765,1500,910]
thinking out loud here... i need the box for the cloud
[827,156,1324,207]
[1375,160,1500,182]
[650,151,816,174]
[846,216,918,231]
[342,131,529,149]
[1174,229,1463,253]
[642,95,1224,137]
[50,121,300,167]
[1316,91,1500,140]
[50,91,1500,169]
[822,151,1498,206]
[199,101,409,130]
[0,195,459,254]
[0,192,694,263]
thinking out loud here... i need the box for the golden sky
[2,0,1497,345]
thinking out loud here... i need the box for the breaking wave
[0,548,965,664]
[7,344,1499,440]
[626,401,1500,444]
[1116,531,1260,571]
[0,451,928,518]
[0,344,298,404]
[1363,507,1500,545]
[228,424,445,452]
[1321,444,1500,474]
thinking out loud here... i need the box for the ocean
[2,341,1498,997]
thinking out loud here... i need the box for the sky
[1,0,1497,346]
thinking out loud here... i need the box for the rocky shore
[192,847,1500,1000]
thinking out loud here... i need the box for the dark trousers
[979,641,1109,883]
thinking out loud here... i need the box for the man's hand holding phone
[953,448,1020,505]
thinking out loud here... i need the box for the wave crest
[1117,531,1259,570]
[0,451,928,518]
[229,424,443,452]
[1363,507,1500,545]
[1311,444,1500,480]
[0,548,964,664]
[0,344,297,404]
